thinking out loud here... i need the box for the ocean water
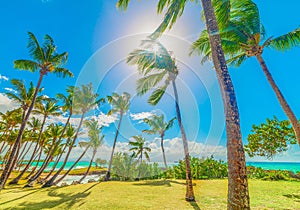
[16,161,300,173]
[247,162,300,173]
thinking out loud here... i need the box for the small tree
[245,116,296,159]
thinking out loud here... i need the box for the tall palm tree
[0,32,73,189]
[117,0,250,207]
[105,92,130,181]
[127,39,195,201]
[44,83,104,187]
[143,114,176,168]
[197,0,250,208]
[191,0,300,146]
[78,119,104,183]
[129,135,151,180]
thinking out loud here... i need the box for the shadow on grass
[0,189,40,206]
[283,194,300,202]
[133,180,172,187]
[189,201,201,210]
[2,183,99,210]
[133,179,196,187]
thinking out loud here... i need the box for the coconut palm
[143,114,176,168]
[78,119,104,183]
[127,38,195,200]
[104,92,130,181]
[25,123,64,187]
[45,83,104,187]
[0,32,73,189]
[190,0,300,146]
[129,135,151,180]
[117,0,250,206]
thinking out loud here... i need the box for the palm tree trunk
[79,149,96,183]
[0,73,44,189]
[17,141,34,167]
[9,116,47,185]
[171,79,195,201]
[43,113,85,187]
[105,113,123,181]
[0,142,7,154]
[201,0,250,209]
[53,146,89,186]
[26,147,42,178]
[160,134,168,169]
[17,141,29,164]
[256,54,300,144]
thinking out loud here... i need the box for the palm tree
[117,0,250,206]
[195,0,250,208]
[25,123,64,187]
[78,119,104,183]
[191,0,300,146]
[0,32,73,189]
[44,83,104,187]
[129,135,151,180]
[104,92,130,181]
[142,114,176,169]
[127,38,195,200]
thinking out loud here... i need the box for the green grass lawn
[0,179,299,210]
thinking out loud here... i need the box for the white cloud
[0,93,19,113]
[4,87,17,94]
[0,74,9,81]
[130,111,156,123]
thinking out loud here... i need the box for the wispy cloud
[0,74,9,81]
[0,93,19,113]
[4,88,17,94]
[130,111,157,123]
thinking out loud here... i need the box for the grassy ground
[0,179,300,210]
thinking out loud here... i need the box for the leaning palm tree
[127,38,195,201]
[190,0,300,146]
[105,92,130,181]
[46,83,104,187]
[117,0,250,207]
[78,119,104,183]
[129,135,151,180]
[0,32,73,189]
[143,114,176,169]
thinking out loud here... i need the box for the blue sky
[0,0,300,162]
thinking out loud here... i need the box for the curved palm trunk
[105,113,123,181]
[201,0,250,209]
[17,141,34,167]
[42,144,66,182]
[17,141,29,164]
[160,134,168,169]
[43,113,85,187]
[26,147,43,179]
[79,149,96,183]
[9,116,47,185]
[171,79,195,201]
[0,73,44,189]
[53,146,89,186]
[256,54,300,144]
[25,139,58,187]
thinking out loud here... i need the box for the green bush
[111,153,162,181]
[163,156,228,179]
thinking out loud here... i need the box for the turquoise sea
[33,161,300,173]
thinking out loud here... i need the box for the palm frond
[148,84,168,106]
[116,0,131,11]
[53,67,73,78]
[226,52,247,67]
[136,72,167,95]
[268,28,300,51]
[27,32,45,62]
[151,0,190,39]
[14,59,39,72]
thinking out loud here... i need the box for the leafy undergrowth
[1,179,300,209]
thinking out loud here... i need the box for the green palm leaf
[268,28,300,51]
